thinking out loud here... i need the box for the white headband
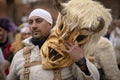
[29,9,53,25]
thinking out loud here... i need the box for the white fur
[94,37,120,80]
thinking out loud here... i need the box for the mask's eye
[49,47,62,61]
[76,35,87,42]
[58,24,64,32]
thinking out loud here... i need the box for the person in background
[11,22,31,55]
[0,48,6,80]
[20,23,31,39]
[110,19,120,69]
[0,17,17,75]
[104,22,115,39]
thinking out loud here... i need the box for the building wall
[0,0,120,26]
[98,0,120,19]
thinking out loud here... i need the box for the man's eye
[28,20,33,24]
[35,18,43,23]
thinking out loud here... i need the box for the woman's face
[21,27,31,40]
[0,27,8,43]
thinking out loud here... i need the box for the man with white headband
[7,4,100,80]
[7,8,53,80]
[7,8,96,80]
[29,9,53,25]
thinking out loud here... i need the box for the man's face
[28,16,52,39]
[0,27,8,43]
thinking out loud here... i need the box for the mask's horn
[53,0,64,12]
[82,17,105,33]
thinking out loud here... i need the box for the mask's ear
[53,0,64,12]
[53,0,66,15]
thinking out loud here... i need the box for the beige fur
[94,37,120,80]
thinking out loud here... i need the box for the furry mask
[40,0,112,69]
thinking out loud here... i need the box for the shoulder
[95,37,114,58]
[13,49,24,61]
[97,37,112,49]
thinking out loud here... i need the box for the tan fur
[94,37,120,80]
[11,33,24,55]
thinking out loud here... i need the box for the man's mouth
[33,30,39,33]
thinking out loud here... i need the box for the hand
[62,40,84,62]
[2,60,10,72]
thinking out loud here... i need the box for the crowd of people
[0,0,120,80]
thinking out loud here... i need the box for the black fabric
[76,58,90,75]
[30,35,49,48]
[0,37,10,50]
[6,51,14,63]
[104,32,110,39]
[98,68,105,80]
[118,64,120,70]
[75,57,86,66]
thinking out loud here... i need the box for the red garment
[3,43,11,75]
